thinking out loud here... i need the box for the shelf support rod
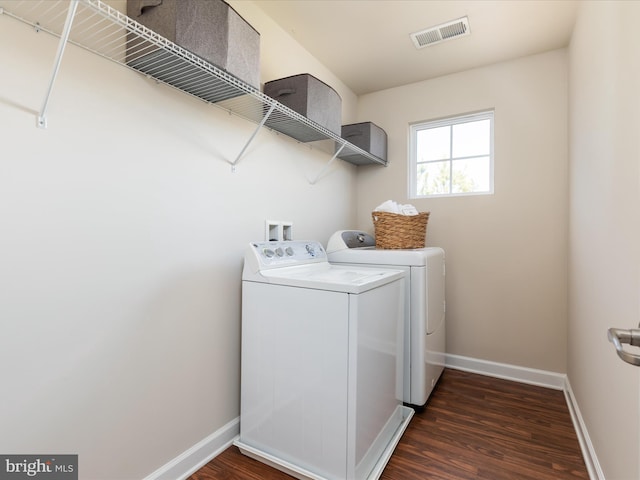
[37,0,79,129]
[230,103,277,172]
[309,143,346,185]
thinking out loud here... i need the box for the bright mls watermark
[0,456,77,480]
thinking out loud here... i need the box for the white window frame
[409,110,494,198]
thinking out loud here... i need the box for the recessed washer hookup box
[127,0,260,100]
[263,74,342,142]
[338,121,388,162]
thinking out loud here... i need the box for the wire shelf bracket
[310,143,346,185]
[37,0,78,129]
[230,103,276,172]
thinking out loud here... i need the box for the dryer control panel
[326,230,375,252]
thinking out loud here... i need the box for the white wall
[354,50,569,373]
[0,3,359,478]
[568,1,640,478]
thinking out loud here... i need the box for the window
[409,110,494,198]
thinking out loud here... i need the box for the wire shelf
[0,0,387,167]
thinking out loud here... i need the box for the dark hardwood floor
[189,369,589,480]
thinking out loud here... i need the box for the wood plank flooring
[189,369,589,480]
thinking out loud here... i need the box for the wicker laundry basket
[371,211,430,249]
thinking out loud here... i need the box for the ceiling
[254,0,581,95]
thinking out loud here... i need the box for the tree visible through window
[409,111,494,197]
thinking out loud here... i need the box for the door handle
[608,327,640,366]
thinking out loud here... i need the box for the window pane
[452,119,490,158]
[409,110,493,198]
[451,156,491,193]
[417,161,450,195]
[417,126,450,161]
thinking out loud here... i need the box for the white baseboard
[564,378,604,480]
[445,353,566,389]
[445,353,602,480]
[143,417,240,480]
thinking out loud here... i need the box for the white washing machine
[236,240,414,480]
[327,231,446,407]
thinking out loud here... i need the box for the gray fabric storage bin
[338,122,388,162]
[127,0,260,98]
[263,74,342,142]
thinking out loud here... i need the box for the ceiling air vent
[411,16,470,48]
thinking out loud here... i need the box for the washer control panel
[247,240,327,269]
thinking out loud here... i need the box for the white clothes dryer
[236,240,414,480]
[327,231,446,407]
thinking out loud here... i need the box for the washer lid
[246,262,403,294]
